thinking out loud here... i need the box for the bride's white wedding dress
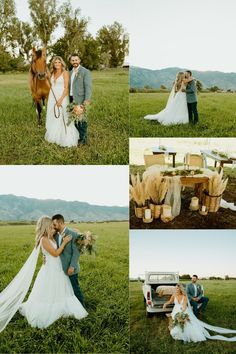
[144,87,189,125]
[0,240,87,332]
[45,74,79,147]
[170,296,236,342]
[19,240,88,328]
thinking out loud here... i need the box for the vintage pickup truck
[142,271,179,317]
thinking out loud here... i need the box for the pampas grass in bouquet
[76,231,97,255]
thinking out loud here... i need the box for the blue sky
[130,230,236,278]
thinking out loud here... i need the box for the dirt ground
[130,176,236,229]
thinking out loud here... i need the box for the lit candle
[145,209,151,219]
[191,197,199,207]
[202,205,206,212]
[162,205,172,218]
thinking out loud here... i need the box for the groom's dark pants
[190,296,209,317]
[69,273,85,307]
[187,102,199,124]
[70,95,88,144]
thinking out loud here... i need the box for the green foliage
[28,0,60,47]
[196,80,203,92]
[130,92,236,137]
[0,222,129,353]
[0,69,129,164]
[0,46,25,72]
[130,280,236,353]
[97,22,129,68]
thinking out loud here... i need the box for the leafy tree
[82,35,100,70]
[196,80,203,92]
[97,21,129,67]
[52,0,88,63]
[28,0,60,47]
[100,52,111,69]
[160,84,167,90]
[0,0,19,54]
[0,45,25,71]
[14,21,36,62]
[209,85,221,92]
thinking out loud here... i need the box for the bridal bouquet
[76,231,97,255]
[66,103,86,126]
[172,312,190,332]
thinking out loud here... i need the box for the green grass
[0,69,129,164]
[130,280,236,354]
[0,221,129,354]
[130,92,236,137]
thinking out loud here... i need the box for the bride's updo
[174,72,185,92]
[35,216,53,247]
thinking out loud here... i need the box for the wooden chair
[184,154,204,169]
[144,154,165,168]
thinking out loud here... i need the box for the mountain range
[0,195,128,221]
[130,66,236,90]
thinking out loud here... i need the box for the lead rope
[48,78,67,134]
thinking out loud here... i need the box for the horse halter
[31,60,48,81]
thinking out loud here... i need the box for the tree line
[0,0,129,72]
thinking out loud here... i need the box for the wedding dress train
[19,240,88,328]
[144,88,189,125]
[170,297,236,342]
[45,74,79,147]
[0,240,87,332]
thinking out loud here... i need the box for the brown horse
[29,47,50,127]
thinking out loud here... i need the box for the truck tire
[146,310,153,318]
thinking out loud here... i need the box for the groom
[69,53,92,145]
[52,214,86,306]
[184,70,199,125]
[186,275,209,317]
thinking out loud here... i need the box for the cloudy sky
[129,0,236,72]
[130,230,236,278]
[0,166,128,207]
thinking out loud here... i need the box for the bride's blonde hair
[35,216,53,247]
[176,283,186,295]
[50,56,67,75]
[174,72,185,92]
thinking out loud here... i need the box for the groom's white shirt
[58,227,66,245]
[70,65,80,96]
[193,284,197,297]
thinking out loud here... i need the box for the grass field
[0,221,129,354]
[0,69,129,164]
[130,92,236,137]
[130,280,236,354]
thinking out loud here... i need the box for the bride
[163,284,236,342]
[0,216,87,332]
[144,72,189,125]
[45,56,79,147]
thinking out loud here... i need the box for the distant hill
[130,66,236,90]
[0,195,128,222]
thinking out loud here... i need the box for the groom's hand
[67,266,75,276]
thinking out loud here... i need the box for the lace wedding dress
[144,87,189,125]
[170,296,236,342]
[45,74,79,147]
[0,240,87,332]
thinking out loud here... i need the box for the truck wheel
[147,311,153,318]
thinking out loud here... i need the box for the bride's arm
[182,295,188,311]
[163,294,174,309]
[56,71,69,107]
[41,236,71,257]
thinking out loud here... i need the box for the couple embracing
[145,70,199,126]
[0,214,88,332]
[45,53,92,147]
